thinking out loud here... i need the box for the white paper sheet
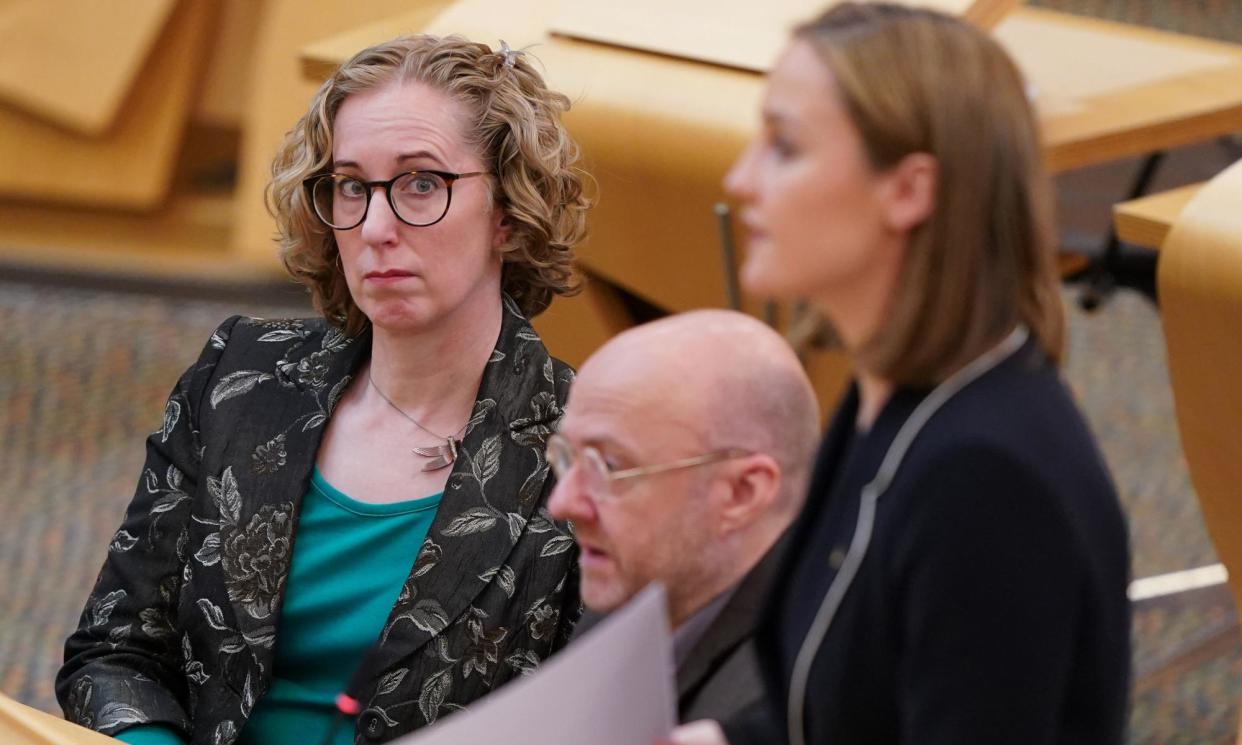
[394,583,676,745]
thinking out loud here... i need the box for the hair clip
[497,40,524,70]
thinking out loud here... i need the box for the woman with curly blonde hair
[59,35,590,745]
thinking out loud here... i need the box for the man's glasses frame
[546,433,751,498]
[302,170,489,230]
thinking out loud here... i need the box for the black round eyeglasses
[302,170,489,230]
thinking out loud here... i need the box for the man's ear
[878,152,937,233]
[715,454,782,536]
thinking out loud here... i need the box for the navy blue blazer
[726,338,1130,745]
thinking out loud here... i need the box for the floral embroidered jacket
[57,297,581,744]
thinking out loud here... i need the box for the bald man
[547,310,820,722]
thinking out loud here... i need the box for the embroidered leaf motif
[161,400,181,443]
[151,492,190,516]
[197,599,230,631]
[139,608,173,639]
[210,330,228,350]
[526,511,555,534]
[410,599,449,634]
[543,356,554,384]
[144,468,159,494]
[418,668,453,724]
[488,349,506,364]
[505,512,527,542]
[219,636,246,654]
[166,464,184,491]
[384,599,449,642]
[478,565,516,598]
[412,540,442,578]
[442,507,498,537]
[429,636,459,664]
[106,624,132,649]
[475,433,502,486]
[207,467,242,524]
[327,375,351,413]
[376,668,408,696]
[109,530,139,553]
[322,325,349,351]
[465,399,496,436]
[241,673,255,718]
[505,649,541,676]
[243,626,277,649]
[212,721,237,745]
[90,590,126,627]
[97,702,149,732]
[517,463,547,506]
[302,413,328,432]
[210,370,273,409]
[195,533,221,566]
[539,535,575,557]
[256,329,306,343]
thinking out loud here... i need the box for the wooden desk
[300,4,1242,314]
[1002,9,1242,172]
[0,693,112,745]
[1113,182,1204,251]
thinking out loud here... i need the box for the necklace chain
[367,371,468,472]
[367,371,467,440]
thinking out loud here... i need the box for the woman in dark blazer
[669,4,1130,744]
[57,35,589,745]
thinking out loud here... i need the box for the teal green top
[116,468,443,745]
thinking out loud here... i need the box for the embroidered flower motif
[292,350,333,390]
[509,392,562,449]
[526,603,559,641]
[251,434,287,475]
[462,625,508,679]
[220,504,292,619]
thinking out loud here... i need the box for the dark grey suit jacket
[572,538,787,724]
[676,540,786,723]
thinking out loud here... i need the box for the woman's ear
[715,454,782,536]
[491,210,513,252]
[879,152,938,233]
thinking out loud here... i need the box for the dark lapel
[201,318,369,695]
[676,533,792,705]
[368,296,567,674]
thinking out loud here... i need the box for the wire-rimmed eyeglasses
[545,433,751,499]
[303,170,489,230]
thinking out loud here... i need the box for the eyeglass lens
[311,172,450,229]
[548,436,611,496]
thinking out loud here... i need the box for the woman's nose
[723,141,759,202]
[359,186,400,246]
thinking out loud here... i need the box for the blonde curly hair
[267,35,590,334]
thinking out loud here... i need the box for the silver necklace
[367,371,466,472]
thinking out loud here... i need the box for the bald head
[550,310,820,625]
[576,310,820,512]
